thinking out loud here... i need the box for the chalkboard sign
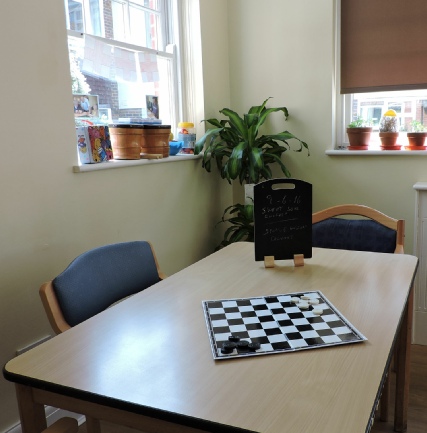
[254,179,312,261]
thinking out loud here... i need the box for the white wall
[226,0,424,256]
[0,1,231,430]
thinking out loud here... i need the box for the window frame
[333,1,427,153]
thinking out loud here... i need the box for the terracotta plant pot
[346,127,372,150]
[407,132,427,148]
[379,132,400,150]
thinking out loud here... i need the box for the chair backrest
[40,241,165,333]
[312,204,404,254]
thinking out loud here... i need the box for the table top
[4,244,418,433]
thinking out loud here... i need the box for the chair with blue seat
[312,204,405,423]
[39,240,166,334]
[39,241,165,433]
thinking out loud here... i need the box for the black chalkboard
[254,179,312,261]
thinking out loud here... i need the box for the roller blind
[341,0,427,94]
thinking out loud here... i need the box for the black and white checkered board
[203,291,367,360]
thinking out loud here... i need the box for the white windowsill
[73,154,202,172]
[327,149,427,156]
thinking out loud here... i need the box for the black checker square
[212,326,230,335]
[288,312,305,319]
[316,328,335,337]
[264,327,282,336]
[277,319,293,327]
[295,324,314,332]
[240,311,257,318]
[326,320,345,329]
[244,322,264,331]
[253,303,268,311]
[286,332,303,341]
[209,313,226,321]
[304,337,325,346]
[236,299,252,306]
[223,307,239,313]
[258,315,275,323]
[203,290,366,360]
[271,341,291,350]
[227,318,244,326]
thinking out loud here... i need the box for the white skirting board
[4,407,85,433]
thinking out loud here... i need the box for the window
[64,0,179,129]
[336,0,427,150]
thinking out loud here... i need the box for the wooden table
[3,244,418,433]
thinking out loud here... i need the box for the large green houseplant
[194,98,309,249]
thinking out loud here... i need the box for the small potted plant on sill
[379,109,400,150]
[346,117,373,150]
[406,120,427,149]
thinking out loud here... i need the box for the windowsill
[73,154,202,172]
[327,148,427,156]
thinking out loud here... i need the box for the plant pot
[379,132,400,150]
[406,132,427,149]
[346,127,372,150]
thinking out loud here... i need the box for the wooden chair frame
[39,241,166,335]
[312,204,405,422]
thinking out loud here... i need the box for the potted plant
[406,120,427,149]
[379,109,400,150]
[346,117,373,150]
[194,98,309,248]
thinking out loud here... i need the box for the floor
[77,345,427,433]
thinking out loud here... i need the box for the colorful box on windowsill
[76,125,114,164]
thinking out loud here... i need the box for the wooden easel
[264,254,305,268]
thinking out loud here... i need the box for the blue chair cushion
[52,241,161,327]
[312,218,397,253]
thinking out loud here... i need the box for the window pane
[67,0,84,32]
[69,35,175,126]
[111,0,161,49]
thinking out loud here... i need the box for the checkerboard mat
[203,291,366,360]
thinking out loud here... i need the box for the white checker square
[311,322,331,331]
[321,335,342,344]
[238,305,255,312]
[277,295,291,303]
[301,330,320,339]
[229,324,248,333]
[291,318,310,326]
[267,334,288,343]
[280,325,298,334]
[260,343,274,352]
[248,329,268,338]
[289,339,308,348]
[266,302,282,309]
[273,313,289,321]
[243,316,261,325]
[261,321,279,329]
[225,312,242,320]
[214,332,231,341]
[256,309,273,317]
[322,313,339,322]
[211,319,229,327]
[283,306,300,314]
[251,298,266,305]
[331,326,352,335]
[222,300,238,308]
[209,307,226,315]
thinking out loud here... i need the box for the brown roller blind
[341,0,427,94]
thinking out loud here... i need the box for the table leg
[394,285,414,432]
[15,384,47,433]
